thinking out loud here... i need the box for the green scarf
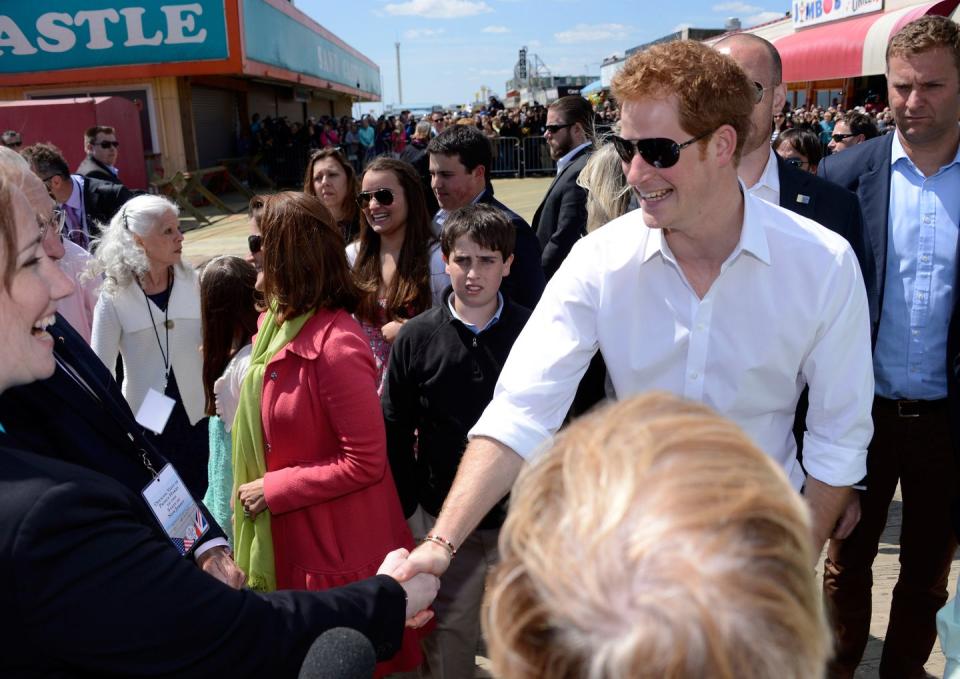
[232,305,314,592]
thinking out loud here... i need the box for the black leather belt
[875,397,949,418]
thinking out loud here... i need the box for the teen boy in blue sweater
[382,203,531,678]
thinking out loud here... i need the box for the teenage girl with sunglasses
[348,157,448,393]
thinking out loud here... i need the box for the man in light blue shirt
[818,16,960,678]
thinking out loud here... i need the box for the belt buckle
[897,399,921,418]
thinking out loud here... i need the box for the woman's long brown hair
[353,157,435,324]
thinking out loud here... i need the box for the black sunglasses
[609,129,715,169]
[784,157,808,168]
[831,133,855,143]
[96,140,120,149]
[357,188,395,208]
[753,81,769,103]
[544,123,573,134]
[248,234,261,254]
[6,141,21,148]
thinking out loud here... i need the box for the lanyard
[139,268,173,377]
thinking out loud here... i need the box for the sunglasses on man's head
[357,188,395,208]
[248,234,262,254]
[609,129,715,169]
[96,140,120,149]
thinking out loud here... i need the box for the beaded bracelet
[423,534,457,558]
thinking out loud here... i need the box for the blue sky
[296,0,790,107]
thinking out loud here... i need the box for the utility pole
[395,41,403,104]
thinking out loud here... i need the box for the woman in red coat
[233,191,422,675]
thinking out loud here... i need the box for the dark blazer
[818,135,960,525]
[777,154,874,318]
[476,186,546,310]
[76,155,122,184]
[533,145,592,280]
[0,314,227,554]
[0,442,405,677]
[81,175,137,237]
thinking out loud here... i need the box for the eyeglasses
[609,129,715,169]
[357,188,395,208]
[831,133,855,143]
[38,208,65,243]
[544,123,573,135]
[784,157,809,169]
[96,140,120,149]
[753,81,770,103]
[248,234,262,254]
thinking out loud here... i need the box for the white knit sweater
[91,265,205,425]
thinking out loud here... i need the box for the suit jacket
[76,155,122,184]
[777,154,874,320]
[818,135,960,524]
[81,175,137,237]
[533,145,592,280]
[0,314,227,553]
[476,186,546,309]
[0,442,405,677]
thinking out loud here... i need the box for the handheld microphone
[297,627,377,679]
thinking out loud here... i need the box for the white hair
[87,194,182,297]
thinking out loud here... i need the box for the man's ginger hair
[611,40,755,163]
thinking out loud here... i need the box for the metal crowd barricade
[490,136,522,177]
[522,136,557,176]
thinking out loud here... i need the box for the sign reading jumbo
[793,0,884,28]
[0,1,229,73]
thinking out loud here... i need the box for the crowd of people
[0,12,959,679]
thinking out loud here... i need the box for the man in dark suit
[534,96,593,280]
[715,34,871,283]
[428,125,545,310]
[816,16,960,677]
[0,439,438,677]
[23,142,135,249]
[76,124,123,184]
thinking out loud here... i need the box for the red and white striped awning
[772,0,960,82]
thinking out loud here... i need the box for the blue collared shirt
[874,131,960,400]
[433,188,486,230]
[447,291,504,335]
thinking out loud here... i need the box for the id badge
[135,388,176,434]
[142,464,209,556]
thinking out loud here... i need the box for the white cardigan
[91,265,206,425]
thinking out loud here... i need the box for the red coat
[260,307,421,674]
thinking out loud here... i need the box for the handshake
[377,547,444,628]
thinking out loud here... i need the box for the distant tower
[395,41,403,104]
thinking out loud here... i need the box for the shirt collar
[750,147,781,195]
[434,188,487,227]
[640,179,770,267]
[556,142,591,174]
[447,290,504,334]
[891,126,960,176]
[64,175,83,210]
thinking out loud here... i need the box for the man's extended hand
[197,546,247,589]
[378,548,441,628]
[391,540,452,583]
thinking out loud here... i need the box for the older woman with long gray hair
[89,194,208,496]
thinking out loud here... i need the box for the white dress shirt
[470,189,874,489]
[746,148,782,206]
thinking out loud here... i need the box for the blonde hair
[484,392,829,679]
[576,140,631,233]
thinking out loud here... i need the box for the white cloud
[403,27,446,39]
[383,0,492,18]
[745,10,786,24]
[712,1,761,12]
[483,25,510,33]
[554,23,632,43]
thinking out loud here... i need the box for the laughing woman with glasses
[774,127,823,174]
[348,157,448,393]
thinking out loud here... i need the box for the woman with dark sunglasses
[774,127,823,174]
[348,157,448,394]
